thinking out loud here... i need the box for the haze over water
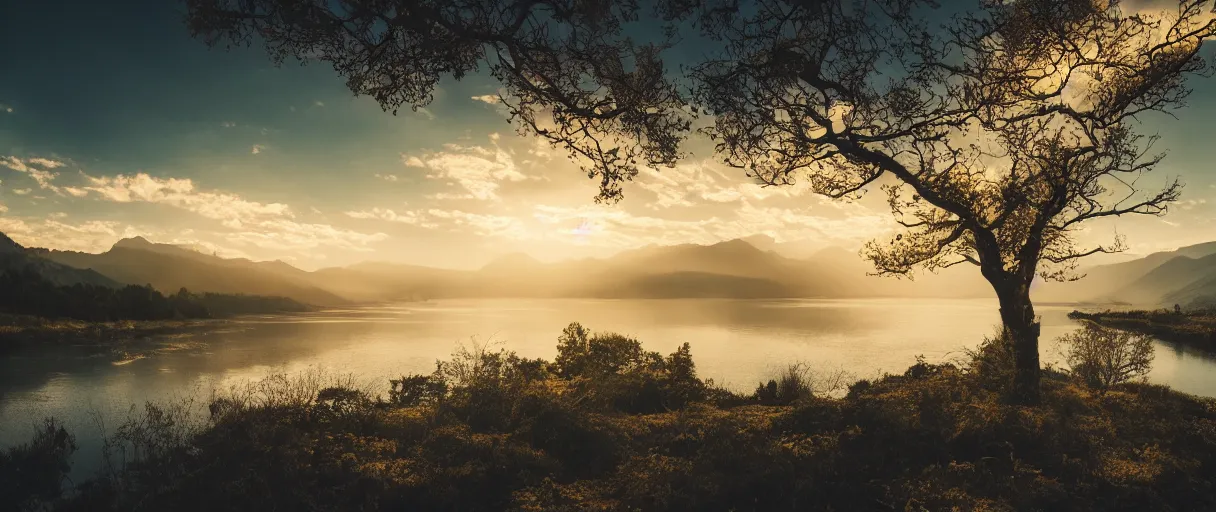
[5,298,1216,476]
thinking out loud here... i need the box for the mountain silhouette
[20,231,1216,305]
[35,237,348,306]
[0,233,121,287]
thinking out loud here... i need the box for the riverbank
[1069,310,1216,350]
[0,313,226,357]
[7,324,1216,511]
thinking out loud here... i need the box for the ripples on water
[3,298,1216,478]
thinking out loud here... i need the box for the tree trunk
[995,281,1041,405]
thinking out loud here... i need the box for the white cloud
[417,107,436,120]
[225,219,387,253]
[314,101,325,107]
[84,173,291,225]
[0,202,7,213]
[11,188,30,196]
[251,144,265,155]
[471,94,500,104]
[425,209,527,237]
[62,187,89,197]
[427,192,476,200]
[345,208,433,227]
[632,160,809,209]
[374,173,399,182]
[405,141,529,201]
[0,156,67,193]
[0,103,12,113]
[0,216,145,253]
[168,238,251,259]
[221,121,237,128]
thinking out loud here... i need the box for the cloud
[0,156,67,193]
[0,202,6,213]
[62,187,89,197]
[84,173,291,226]
[221,121,236,128]
[345,208,434,227]
[251,144,265,154]
[0,216,149,253]
[374,173,399,182]
[225,219,387,253]
[11,188,31,196]
[417,107,436,120]
[347,207,524,237]
[425,209,527,237]
[527,200,890,250]
[314,101,325,107]
[1178,198,1208,211]
[631,160,810,209]
[404,140,529,201]
[471,94,500,104]
[0,103,12,113]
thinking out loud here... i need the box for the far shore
[0,314,231,358]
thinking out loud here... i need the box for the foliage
[0,268,309,322]
[19,321,1216,511]
[1070,309,1216,348]
[0,418,76,512]
[1062,323,1156,391]
[964,329,1018,395]
[184,0,1216,404]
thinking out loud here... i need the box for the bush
[964,329,1016,394]
[0,418,76,511]
[389,374,447,407]
[753,363,851,405]
[1060,323,1155,391]
[554,322,661,378]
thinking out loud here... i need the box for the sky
[1,0,1214,271]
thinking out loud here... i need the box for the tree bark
[995,281,1042,405]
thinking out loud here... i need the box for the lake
[4,298,1216,478]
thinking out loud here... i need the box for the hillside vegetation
[1069,310,1216,350]
[0,267,309,323]
[9,324,1216,512]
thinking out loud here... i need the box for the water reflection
[3,298,1215,476]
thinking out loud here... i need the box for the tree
[1061,322,1155,391]
[185,0,1216,404]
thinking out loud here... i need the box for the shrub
[554,322,661,378]
[753,363,850,405]
[1060,323,1155,391]
[0,418,76,511]
[389,374,447,407]
[964,328,1016,393]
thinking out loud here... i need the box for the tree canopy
[185,0,1216,402]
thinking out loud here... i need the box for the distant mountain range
[5,231,1215,307]
[0,232,121,288]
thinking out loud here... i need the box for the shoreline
[0,314,231,357]
[1068,309,1216,351]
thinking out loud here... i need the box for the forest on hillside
[0,268,309,322]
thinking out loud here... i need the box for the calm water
[3,298,1216,476]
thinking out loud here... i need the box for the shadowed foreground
[6,324,1216,512]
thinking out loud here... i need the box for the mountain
[35,238,348,306]
[322,238,996,300]
[1108,252,1216,307]
[0,232,121,288]
[28,231,1213,305]
[1029,241,1216,305]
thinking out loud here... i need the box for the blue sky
[1,0,1214,270]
